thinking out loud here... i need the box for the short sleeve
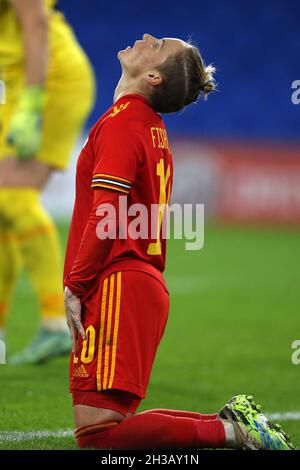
[91,118,143,194]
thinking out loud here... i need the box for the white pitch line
[0,429,73,443]
[0,412,299,443]
[266,411,300,421]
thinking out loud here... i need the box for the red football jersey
[64,94,173,301]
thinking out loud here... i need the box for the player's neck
[114,75,149,103]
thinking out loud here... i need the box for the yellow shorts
[0,43,95,170]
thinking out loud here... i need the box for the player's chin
[118,46,131,58]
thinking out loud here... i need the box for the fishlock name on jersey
[150,127,170,151]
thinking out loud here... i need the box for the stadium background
[44,0,300,223]
[1,0,300,449]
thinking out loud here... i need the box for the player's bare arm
[11,0,48,86]
[1,0,51,187]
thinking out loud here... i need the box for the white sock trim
[221,420,237,449]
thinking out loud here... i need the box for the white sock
[41,317,69,333]
[221,419,238,449]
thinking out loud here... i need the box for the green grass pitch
[0,223,299,449]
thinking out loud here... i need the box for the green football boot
[8,329,71,365]
[219,394,295,450]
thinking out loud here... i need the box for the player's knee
[75,421,120,449]
[74,406,126,449]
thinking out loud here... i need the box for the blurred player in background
[0,0,95,364]
[64,34,294,450]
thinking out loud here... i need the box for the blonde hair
[188,44,216,100]
[150,41,216,113]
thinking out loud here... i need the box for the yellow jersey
[0,0,96,170]
[0,0,78,68]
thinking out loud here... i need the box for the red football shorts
[70,270,169,413]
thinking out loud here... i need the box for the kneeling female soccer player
[64,33,293,450]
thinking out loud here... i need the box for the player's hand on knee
[64,286,86,354]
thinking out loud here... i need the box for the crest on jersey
[108,101,131,118]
